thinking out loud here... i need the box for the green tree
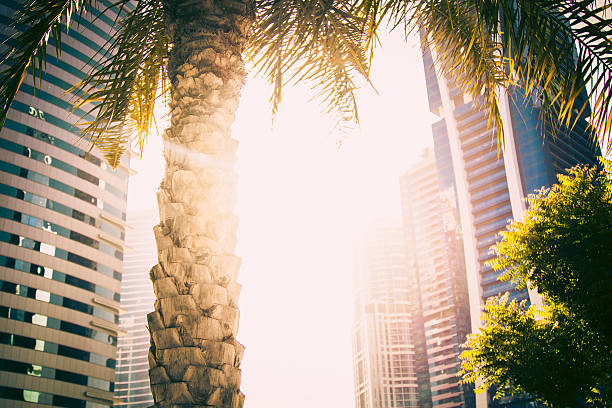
[461,165,612,407]
[494,165,612,343]
[1,1,611,407]
[461,297,610,407]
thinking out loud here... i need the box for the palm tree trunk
[147,1,254,406]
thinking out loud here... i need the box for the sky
[127,30,435,408]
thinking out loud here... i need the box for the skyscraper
[400,149,474,408]
[420,38,600,408]
[0,3,130,406]
[352,221,430,408]
[114,210,158,407]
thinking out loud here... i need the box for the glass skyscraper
[352,221,429,408]
[400,149,474,408]
[0,2,131,406]
[114,210,157,407]
[420,37,599,408]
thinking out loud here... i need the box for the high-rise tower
[400,149,474,408]
[420,38,600,408]
[352,221,430,408]
[114,210,158,407]
[0,3,130,406]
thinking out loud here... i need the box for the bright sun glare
[127,30,435,408]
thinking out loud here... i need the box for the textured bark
[148,1,254,407]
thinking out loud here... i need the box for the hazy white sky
[127,30,435,408]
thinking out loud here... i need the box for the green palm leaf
[0,0,86,127]
[496,0,612,149]
[369,0,508,143]
[359,0,612,151]
[0,0,134,164]
[247,0,372,127]
[72,0,169,167]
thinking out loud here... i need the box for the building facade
[400,149,474,408]
[352,222,430,408]
[0,2,131,406]
[114,210,157,407]
[420,38,600,408]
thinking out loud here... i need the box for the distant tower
[0,3,130,406]
[114,210,158,407]
[420,35,600,408]
[400,149,474,408]
[352,221,430,408]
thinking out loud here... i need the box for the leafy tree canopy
[461,298,610,407]
[461,164,612,407]
[493,164,612,342]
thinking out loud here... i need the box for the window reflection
[0,160,126,221]
[0,358,113,391]
[31,314,48,327]
[0,305,117,345]
[6,116,128,181]
[0,137,119,195]
[0,230,121,280]
[0,255,119,301]
[0,385,111,407]
[0,331,115,368]
[27,364,42,377]
[0,280,118,324]
[23,389,42,403]
[0,205,123,260]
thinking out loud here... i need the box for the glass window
[0,255,119,301]
[53,394,87,408]
[5,114,128,181]
[1,136,128,199]
[0,386,54,406]
[0,280,117,324]
[1,158,125,219]
[1,330,118,368]
[0,230,120,280]
[0,305,116,345]
[99,221,124,240]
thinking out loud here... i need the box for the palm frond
[247,0,371,127]
[357,0,612,152]
[354,0,508,143]
[500,0,612,151]
[72,0,169,167]
[0,0,130,130]
[411,0,508,144]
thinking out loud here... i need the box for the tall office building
[400,149,473,408]
[352,221,430,408]
[114,210,157,407]
[420,37,600,408]
[0,3,131,406]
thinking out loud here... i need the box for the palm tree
[0,1,610,407]
[0,1,370,406]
